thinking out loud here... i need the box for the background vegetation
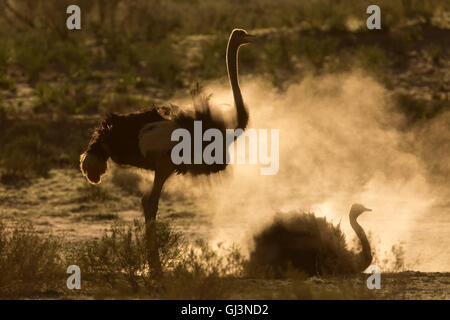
[0,0,448,180]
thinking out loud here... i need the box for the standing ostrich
[80,29,255,276]
[249,204,374,277]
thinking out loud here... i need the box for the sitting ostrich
[249,204,374,277]
[80,29,255,276]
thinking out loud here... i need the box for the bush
[1,134,54,178]
[33,82,99,115]
[354,45,389,74]
[0,42,11,72]
[394,93,446,124]
[15,32,50,82]
[73,220,246,298]
[293,34,341,70]
[74,220,183,294]
[0,114,93,180]
[194,35,227,80]
[141,40,182,89]
[0,220,65,298]
[50,40,93,76]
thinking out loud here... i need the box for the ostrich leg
[142,165,172,278]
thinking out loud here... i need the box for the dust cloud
[145,72,450,272]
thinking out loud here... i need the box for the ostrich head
[229,28,256,46]
[349,203,372,220]
[80,151,108,184]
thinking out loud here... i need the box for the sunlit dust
[156,72,450,272]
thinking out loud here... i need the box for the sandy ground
[232,272,449,299]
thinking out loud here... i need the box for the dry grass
[0,216,447,299]
[72,220,246,299]
[0,220,65,298]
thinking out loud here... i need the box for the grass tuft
[0,220,65,298]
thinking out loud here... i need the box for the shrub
[194,35,227,80]
[0,74,16,93]
[73,220,183,294]
[15,32,50,82]
[1,134,54,178]
[0,114,93,180]
[0,42,11,72]
[72,220,247,298]
[50,40,93,76]
[141,40,182,89]
[354,45,389,74]
[293,34,340,70]
[394,93,446,124]
[33,82,99,115]
[258,33,298,85]
[0,220,65,298]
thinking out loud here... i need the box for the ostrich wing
[138,121,178,158]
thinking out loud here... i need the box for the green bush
[0,115,93,180]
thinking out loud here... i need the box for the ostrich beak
[365,207,372,212]
[243,34,257,43]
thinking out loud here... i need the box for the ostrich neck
[226,42,249,130]
[350,215,372,272]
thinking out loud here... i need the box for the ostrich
[80,29,255,276]
[249,204,374,277]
